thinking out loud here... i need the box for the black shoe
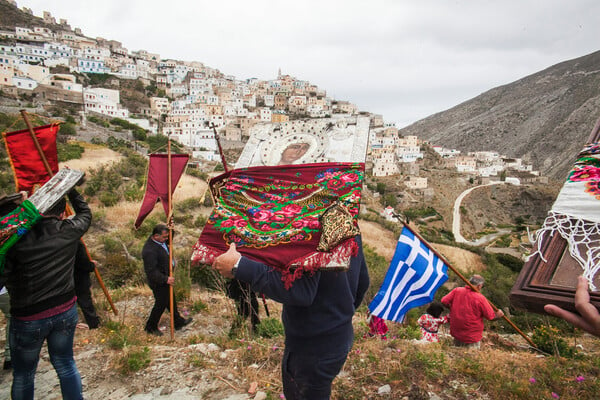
[144,328,163,336]
[3,360,11,370]
[175,317,193,330]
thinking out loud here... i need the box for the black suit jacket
[142,237,171,289]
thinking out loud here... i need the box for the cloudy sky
[15,0,600,127]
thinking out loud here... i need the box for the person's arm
[62,189,92,237]
[544,276,600,337]
[353,238,370,309]
[213,243,319,306]
[441,290,454,308]
[479,295,500,321]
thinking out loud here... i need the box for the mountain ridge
[399,50,600,180]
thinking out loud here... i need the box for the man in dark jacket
[142,224,192,335]
[3,189,91,400]
[213,236,370,400]
[74,241,100,329]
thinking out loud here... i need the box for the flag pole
[19,110,118,316]
[167,133,175,340]
[400,220,536,348]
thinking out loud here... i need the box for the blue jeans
[9,304,82,400]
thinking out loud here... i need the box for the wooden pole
[211,123,228,173]
[19,110,118,315]
[167,134,175,340]
[401,222,537,348]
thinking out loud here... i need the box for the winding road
[452,181,510,245]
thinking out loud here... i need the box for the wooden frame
[510,119,600,314]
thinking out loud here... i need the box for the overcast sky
[15,0,600,127]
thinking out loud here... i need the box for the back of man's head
[469,275,485,287]
[45,198,66,217]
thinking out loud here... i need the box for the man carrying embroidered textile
[214,235,369,399]
[1,189,90,400]
[143,224,192,336]
[441,275,504,349]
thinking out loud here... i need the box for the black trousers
[74,271,100,328]
[227,279,260,328]
[282,347,350,400]
[145,285,185,331]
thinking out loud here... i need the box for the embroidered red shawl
[191,162,364,287]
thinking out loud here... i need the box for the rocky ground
[0,286,282,400]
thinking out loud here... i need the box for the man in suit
[142,224,192,335]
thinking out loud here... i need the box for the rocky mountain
[0,1,64,31]
[399,50,600,180]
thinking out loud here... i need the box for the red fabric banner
[2,124,60,194]
[134,153,189,229]
[191,162,364,287]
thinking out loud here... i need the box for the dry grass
[59,142,122,172]
[359,220,398,262]
[359,219,486,274]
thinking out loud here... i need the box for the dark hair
[45,198,66,217]
[426,301,444,318]
[0,202,17,216]
[152,224,169,236]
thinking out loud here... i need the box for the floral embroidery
[209,164,363,248]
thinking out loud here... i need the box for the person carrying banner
[0,192,26,372]
[213,235,370,400]
[1,188,91,400]
[441,275,504,349]
[143,224,192,336]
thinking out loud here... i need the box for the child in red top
[417,302,449,343]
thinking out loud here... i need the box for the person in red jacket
[441,275,503,349]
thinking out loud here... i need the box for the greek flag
[369,226,448,322]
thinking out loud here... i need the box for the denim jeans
[9,304,83,400]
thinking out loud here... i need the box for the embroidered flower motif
[279,203,302,217]
[569,165,600,182]
[340,172,359,183]
[253,210,273,221]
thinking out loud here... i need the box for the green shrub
[531,324,576,357]
[118,347,151,374]
[256,317,284,338]
[99,191,119,207]
[57,141,84,162]
[191,299,208,313]
[59,122,77,136]
[103,320,140,350]
[190,264,223,290]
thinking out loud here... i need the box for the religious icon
[511,119,600,314]
[235,116,370,168]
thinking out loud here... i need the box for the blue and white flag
[369,226,448,322]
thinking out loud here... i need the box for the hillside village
[0,0,548,197]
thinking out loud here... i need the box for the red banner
[2,124,60,194]
[134,153,189,229]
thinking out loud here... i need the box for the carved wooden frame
[510,119,600,314]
